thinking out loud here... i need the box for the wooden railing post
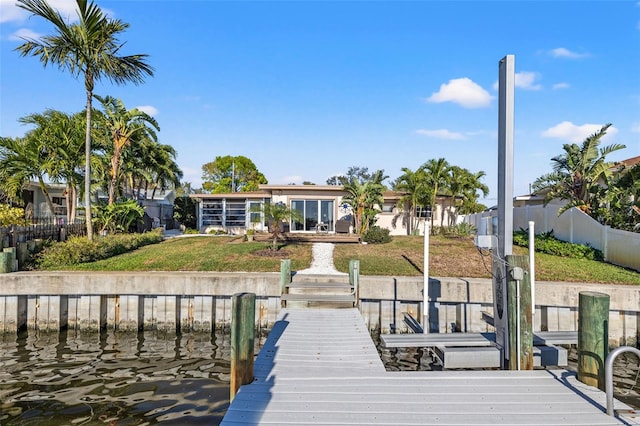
[578,291,610,390]
[230,292,256,402]
[280,259,291,307]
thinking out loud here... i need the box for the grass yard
[63,234,640,285]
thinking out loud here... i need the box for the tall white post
[528,220,536,329]
[423,220,430,333]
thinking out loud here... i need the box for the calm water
[0,329,252,425]
[1,329,638,425]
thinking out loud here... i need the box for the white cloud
[9,28,42,41]
[136,105,158,116]
[1,0,111,24]
[415,129,466,140]
[549,47,590,59]
[631,123,640,133]
[515,71,542,90]
[0,0,28,23]
[426,77,493,108]
[552,82,570,90]
[542,121,618,143]
[281,175,304,185]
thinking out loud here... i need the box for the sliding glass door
[290,199,334,231]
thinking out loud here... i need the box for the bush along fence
[0,223,86,272]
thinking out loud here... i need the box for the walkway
[222,308,635,425]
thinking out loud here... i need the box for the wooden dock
[222,308,636,425]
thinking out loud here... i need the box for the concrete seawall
[1,272,638,346]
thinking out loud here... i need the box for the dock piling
[280,259,291,307]
[578,291,610,390]
[230,292,256,402]
[506,255,533,370]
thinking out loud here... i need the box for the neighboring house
[21,182,69,223]
[16,182,176,227]
[137,189,176,229]
[190,184,454,236]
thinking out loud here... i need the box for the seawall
[1,272,638,346]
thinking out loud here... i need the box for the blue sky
[1,0,639,204]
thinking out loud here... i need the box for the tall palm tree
[421,158,451,229]
[532,124,626,216]
[16,0,153,239]
[94,95,159,205]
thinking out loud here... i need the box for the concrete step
[287,282,353,295]
[533,344,568,367]
[434,346,501,369]
[280,293,356,309]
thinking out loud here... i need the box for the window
[202,201,223,226]
[416,206,432,218]
[249,201,261,226]
[225,201,246,227]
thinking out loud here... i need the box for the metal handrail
[605,345,640,416]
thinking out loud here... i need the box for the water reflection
[0,329,239,425]
[1,328,637,425]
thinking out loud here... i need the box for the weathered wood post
[16,242,29,270]
[1,247,17,273]
[578,291,610,390]
[349,259,360,307]
[506,254,533,370]
[230,292,256,402]
[280,259,291,307]
[0,251,10,273]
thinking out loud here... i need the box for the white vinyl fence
[463,205,640,272]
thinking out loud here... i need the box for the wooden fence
[0,222,86,249]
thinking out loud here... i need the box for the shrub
[444,223,477,237]
[363,226,391,244]
[174,196,197,229]
[93,200,144,235]
[34,229,163,269]
[513,229,604,261]
[0,204,27,226]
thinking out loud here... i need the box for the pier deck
[222,308,635,425]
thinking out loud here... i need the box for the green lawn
[63,235,640,285]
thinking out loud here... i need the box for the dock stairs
[279,259,359,308]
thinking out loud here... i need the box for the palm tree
[0,135,57,220]
[94,95,159,205]
[16,0,153,239]
[421,158,451,229]
[393,167,431,235]
[254,202,303,250]
[19,110,87,223]
[341,169,387,235]
[148,144,183,200]
[532,124,626,216]
[447,166,488,225]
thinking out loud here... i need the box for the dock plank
[222,309,632,425]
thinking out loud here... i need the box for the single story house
[189,184,454,236]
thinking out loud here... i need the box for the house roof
[619,155,640,168]
[190,190,270,199]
